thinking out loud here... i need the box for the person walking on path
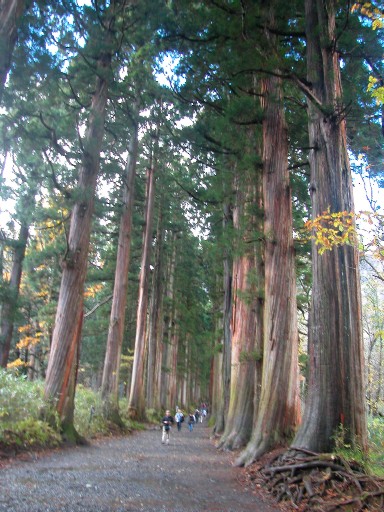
[161,409,174,444]
[188,412,196,432]
[175,409,184,431]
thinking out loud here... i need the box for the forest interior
[0,0,384,511]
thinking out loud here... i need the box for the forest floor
[0,421,281,512]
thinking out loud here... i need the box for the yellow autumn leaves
[303,208,383,259]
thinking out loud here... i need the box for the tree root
[244,448,384,511]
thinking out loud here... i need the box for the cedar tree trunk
[237,71,300,466]
[44,7,115,434]
[147,206,165,409]
[292,0,367,453]
[128,151,156,420]
[219,161,263,451]
[101,116,139,424]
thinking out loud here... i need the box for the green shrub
[2,418,61,449]
[0,370,45,424]
[333,417,384,477]
[145,408,161,424]
[367,415,384,477]
[74,385,111,438]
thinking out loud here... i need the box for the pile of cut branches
[244,447,384,511]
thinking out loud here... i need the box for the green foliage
[367,416,384,476]
[239,350,263,363]
[333,418,384,477]
[0,370,61,449]
[2,418,61,449]
[0,370,46,423]
[144,408,162,424]
[74,385,112,438]
[0,373,147,451]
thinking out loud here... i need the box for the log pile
[244,447,384,511]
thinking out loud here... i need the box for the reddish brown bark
[219,155,263,451]
[292,0,367,453]
[237,70,300,466]
[44,5,116,428]
[128,151,157,420]
[101,113,139,422]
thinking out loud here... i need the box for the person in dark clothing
[188,412,196,432]
[161,410,174,445]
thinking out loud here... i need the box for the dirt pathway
[0,421,280,512]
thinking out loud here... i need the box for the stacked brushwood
[244,447,384,511]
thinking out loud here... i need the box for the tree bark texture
[161,236,177,409]
[219,159,263,451]
[128,152,157,420]
[101,114,139,422]
[44,7,115,425]
[146,206,165,409]
[0,0,27,103]
[293,0,367,453]
[237,72,300,466]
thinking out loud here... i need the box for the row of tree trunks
[236,66,300,466]
[0,222,30,366]
[218,130,263,451]
[146,203,165,410]
[101,103,139,424]
[128,138,157,420]
[0,171,38,367]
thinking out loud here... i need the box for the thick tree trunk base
[235,437,272,467]
[102,400,126,430]
[127,405,146,422]
[218,430,249,452]
[61,421,87,446]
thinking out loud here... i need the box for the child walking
[161,410,174,445]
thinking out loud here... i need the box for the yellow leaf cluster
[7,358,27,369]
[304,209,356,255]
[16,335,41,350]
[84,283,104,298]
[352,2,384,28]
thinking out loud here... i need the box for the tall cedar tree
[101,100,139,424]
[128,129,158,420]
[292,0,368,453]
[44,1,119,436]
[218,124,263,451]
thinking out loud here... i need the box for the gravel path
[0,421,280,512]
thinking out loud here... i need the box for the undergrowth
[0,370,145,453]
[1,368,384,478]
